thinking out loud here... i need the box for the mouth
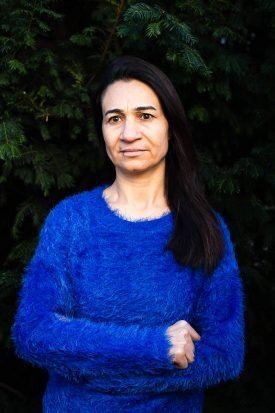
[121,149,146,152]
[121,149,147,156]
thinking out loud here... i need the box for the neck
[106,165,169,211]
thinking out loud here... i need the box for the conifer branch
[86,0,126,86]
[0,382,25,400]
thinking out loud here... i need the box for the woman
[12,56,245,413]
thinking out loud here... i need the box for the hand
[165,320,201,369]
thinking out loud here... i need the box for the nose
[121,117,141,141]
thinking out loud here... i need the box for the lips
[121,149,146,152]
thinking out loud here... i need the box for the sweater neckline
[95,183,173,232]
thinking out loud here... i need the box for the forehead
[101,79,161,110]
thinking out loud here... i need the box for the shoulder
[42,184,105,228]
[50,184,104,214]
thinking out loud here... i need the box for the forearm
[12,310,174,381]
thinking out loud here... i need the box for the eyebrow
[104,106,157,116]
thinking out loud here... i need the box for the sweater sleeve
[150,213,246,392]
[11,200,175,382]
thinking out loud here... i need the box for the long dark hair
[93,55,224,274]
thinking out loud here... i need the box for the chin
[117,164,159,175]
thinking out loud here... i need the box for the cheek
[102,133,120,161]
[101,124,108,141]
[102,127,114,147]
[159,134,169,157]
[158,130,169,150]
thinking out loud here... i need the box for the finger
[185,324,201,341]
[185,345,195,363]
[174,355,188,369]
[168,329,189,344]
[167,320,201,341]
[184,336,195,362]
[185,351,194,363]
[166,320,188,332]
[171,344,190,369]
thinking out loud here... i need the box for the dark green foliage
[0,0,274,412]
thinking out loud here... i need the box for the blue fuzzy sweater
[12,184,245,413]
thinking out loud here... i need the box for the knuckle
[179,327,188,336]
[175,320,185,327]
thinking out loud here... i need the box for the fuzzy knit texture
[12,183,245,413]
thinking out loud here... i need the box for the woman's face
[101,79,169,175]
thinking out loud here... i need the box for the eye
[108,115,122,123]
[140,113,153,120]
